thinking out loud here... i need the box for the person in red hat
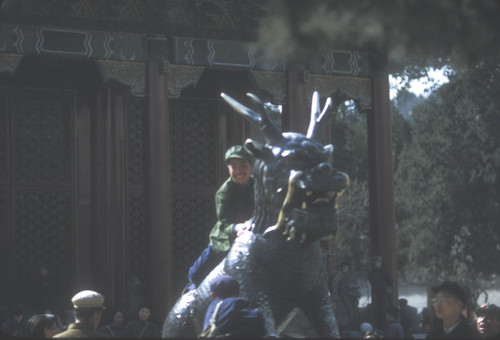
[475,303,500,339]
[426,281,478,339]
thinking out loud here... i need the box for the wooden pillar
[144,36,173,321]
[94,82,126,306]
[284,71,308,134]
[367,57,398,306]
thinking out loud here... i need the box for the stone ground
[279,309,318,338]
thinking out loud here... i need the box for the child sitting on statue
[187,145,255,290]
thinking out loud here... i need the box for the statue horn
[306,91,332,140]
[221,92,283,144]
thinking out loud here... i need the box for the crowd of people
[333,280,500,339]
[0,291,161,338]
[2,277,499,339]
[2,145,499,339]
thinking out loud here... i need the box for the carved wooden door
[0,87,76,310]
[169,98,221,295]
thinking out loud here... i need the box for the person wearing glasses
[426,281,478,338]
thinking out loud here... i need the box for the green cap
[224,145,254,163]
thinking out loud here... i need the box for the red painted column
[144,36,173,321]
[367,57,398,306]
[284,71,308,134]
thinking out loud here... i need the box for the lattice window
[0,190,7,294]
[0,87,75,310]
[0,91,7,182]
[124,94,146,284]
[170,99,218,291]
[125,95,144,187]
[170,100,217,186]
[11,89,73,184]
[0,190,5,241]
[12,190,73,306]
[126,192,145,280]
[171,193,215,284]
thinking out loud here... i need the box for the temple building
[0,0,396,320]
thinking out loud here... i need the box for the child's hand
[234,220,251,236]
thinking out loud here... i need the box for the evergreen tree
[331,101,411,277]
[395,64,500,298]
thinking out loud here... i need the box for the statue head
[221,92,349,243]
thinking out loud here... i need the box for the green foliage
[331,101,410,276]
[331,65,500,301]
[331,101,369,182]
[390,102,412,172]
[395,64,500,296]
[330,102,370,275]
[392,88,427,120]
[335,179,370,275]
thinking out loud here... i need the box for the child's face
[227,158,253,184]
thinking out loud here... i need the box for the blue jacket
[203,297,266,338]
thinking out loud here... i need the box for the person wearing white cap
[53,290,109,338]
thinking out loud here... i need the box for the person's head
[71,290,106,329]
[7,303,24,324]
[399,298,408,308]
[225,145,254,185]
[137,306,151,321]
[111,309,125,326]
[371,256,382,268]
[386,306,399,322]
[431,281,467,325]
[27,314,59,338]
[43,310,63,330]
[209,275,240,300]
[475,303,500,338]
[339,261,350,273]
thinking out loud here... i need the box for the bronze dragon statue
[162,91,349,338]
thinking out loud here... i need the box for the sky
[389,67,450,99]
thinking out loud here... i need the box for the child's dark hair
[27,314,57,337]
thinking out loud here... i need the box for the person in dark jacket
[367,255,393,330]
[426,281,478,339]
[1,303,26,337]
[399,298,419,337]
[124,305,160,338]
[98,309,126,337]
[385,306,404,339]
[188,145,255,290]
[202,275,268,338]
